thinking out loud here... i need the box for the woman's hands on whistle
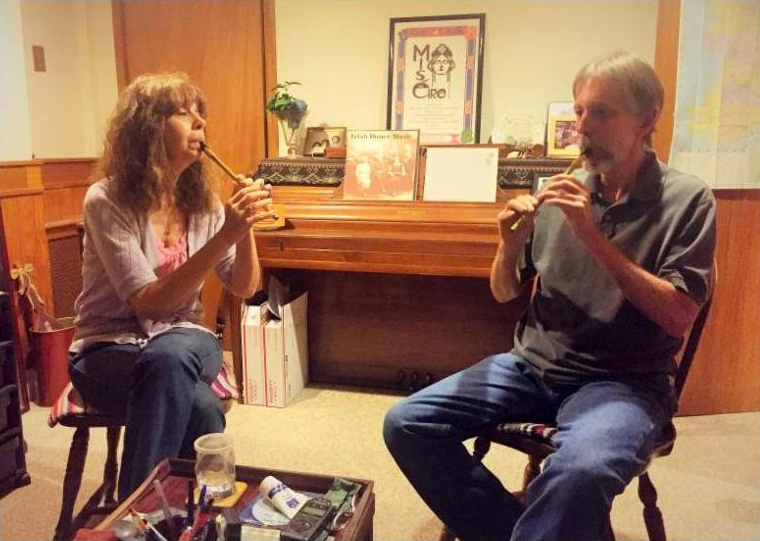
[222,176,276,242]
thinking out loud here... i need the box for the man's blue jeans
[69,328,225,500]
[383,353,671,541]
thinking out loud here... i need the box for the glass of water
[193,433,236,500]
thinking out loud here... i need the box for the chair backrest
[673,296,712,400]
[673,265,716,400]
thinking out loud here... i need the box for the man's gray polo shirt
[512,151,716,400]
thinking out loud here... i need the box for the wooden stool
[48,363,238,540]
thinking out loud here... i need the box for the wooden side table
[85,458,375,541]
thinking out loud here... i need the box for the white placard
[422,147,498,202]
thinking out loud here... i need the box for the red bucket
[31,317,75,407]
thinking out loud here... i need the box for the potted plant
[266,81,308,157]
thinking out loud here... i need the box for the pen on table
[152,479,175,540]
[179,495,215,541]
[194,497,216,539]
[197,484,207,517]
[129,508,169,541]
[509,152,586,231]
[185,480,195,528]
[128,508,146,534]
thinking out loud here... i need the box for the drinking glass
[193,433,236,500]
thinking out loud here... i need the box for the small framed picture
[532,173,553,194]
[546,102,580,158]
[303,127,347,157]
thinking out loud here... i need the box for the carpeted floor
[1,385,758,540]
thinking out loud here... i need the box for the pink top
[155,232,188,278]
[71,178,237,352]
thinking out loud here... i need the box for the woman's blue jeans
[383,353,671,541]
[69,328,225,500]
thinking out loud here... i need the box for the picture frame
[342,129,420,201]
[532,172,554,194]
[303,126,347,157]
[418,144,500,202]
[546,102,580,158]
[386,14,485,145]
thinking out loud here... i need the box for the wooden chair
[49,226,239,540]
[48,366,237,540]
[440,293,714,541]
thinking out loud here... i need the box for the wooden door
[111,0,275,330]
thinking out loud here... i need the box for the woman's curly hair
[97,72,215,216]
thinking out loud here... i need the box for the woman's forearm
[128,230,236,320]
[227,230,262,299]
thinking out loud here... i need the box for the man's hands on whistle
[538,174,596,241]
[497,194,540,244]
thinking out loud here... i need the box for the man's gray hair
[573,51,664,145]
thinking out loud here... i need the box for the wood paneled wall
[0,158,95,405]
[652,0,759,414]
[112,0,274,328]
[0,161,55,314]
[0,158,94,316]
[680,192,760,414]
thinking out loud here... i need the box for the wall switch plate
[32,45,46,72]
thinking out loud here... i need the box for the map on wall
[670,0,760,188]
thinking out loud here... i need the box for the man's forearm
[583,229,698,337]
[490,241,526,303]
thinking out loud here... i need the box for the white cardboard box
[264,292,308,407]
[240,302,269,405]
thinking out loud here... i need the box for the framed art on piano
[343,129,420,201]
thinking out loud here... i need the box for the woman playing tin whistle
[69,72,276,499]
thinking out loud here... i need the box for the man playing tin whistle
[385,51,716,540]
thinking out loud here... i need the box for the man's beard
[580,137,614,173]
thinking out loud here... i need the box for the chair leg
[437,436,492,541]
[72,427,122,533]
[638,472,667,541]
[602,515,616,540]
[439,525,457,541]
[514,453,542,503]
[103,426,121,504]
[54,426,90,541]
[473,436,491,462]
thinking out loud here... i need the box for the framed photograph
[386,14,485,145]
[343,130,420,200]
[546,102,580,158]
[303,126,347,157]
[532,173,554,194]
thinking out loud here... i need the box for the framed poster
[343,130,420,200]
[386,14,485,145]
[546,102,580,158]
